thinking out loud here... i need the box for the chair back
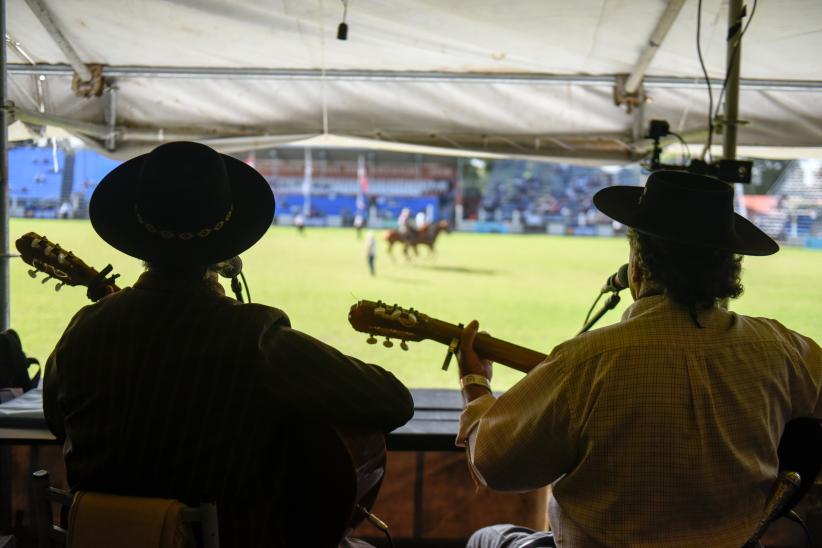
[30,470,219,548]
[0,329,40,392]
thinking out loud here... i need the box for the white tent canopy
[4,0,822,162]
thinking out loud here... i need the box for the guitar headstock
[16,233,97,291]
[348,300,430,350]
[15,232,119,299]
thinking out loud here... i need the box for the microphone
[581,263,629,334]
[215,256,243,279]
[601,264,630,293]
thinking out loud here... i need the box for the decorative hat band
[134,205,233,241]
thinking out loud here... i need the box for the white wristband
[460,374,491,391]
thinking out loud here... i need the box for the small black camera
[647,120,670,140]
[646,120,752,184]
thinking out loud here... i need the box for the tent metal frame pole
[103,85,117,151]
[0,0,9,330]
[10,106,109,138]
[632,102,646,143]
[723,0,744,161]
[7,64,822,91]
[624,0,687,94]
[23,0,92,82]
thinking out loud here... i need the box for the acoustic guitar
[17,232,388,547]
[348,299,546,373]
[348,298,822,527]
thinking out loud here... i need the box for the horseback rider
[397,207,413,242]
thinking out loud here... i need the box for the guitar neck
[423,316,547,373]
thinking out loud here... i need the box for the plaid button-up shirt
[458,295,822,547]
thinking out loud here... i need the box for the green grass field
[10,218,822,390]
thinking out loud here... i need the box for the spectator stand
[71,149,122,218]
[8,146,122,220]
[8,146,65,219]
[468,161,641,236]
[254,149,456,229]
[746,160,822,247]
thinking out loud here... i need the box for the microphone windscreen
[616,263,630,289]
[216,256,243,278]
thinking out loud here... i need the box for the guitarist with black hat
[43,141,413,548]
[456,171,822,547]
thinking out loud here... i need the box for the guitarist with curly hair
[456,171,822,547]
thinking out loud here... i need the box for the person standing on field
[366,230,377,276]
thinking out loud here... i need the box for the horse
[385,220,450,260]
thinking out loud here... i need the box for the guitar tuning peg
[27,269,38,278]
[41,275,53,284]
[54,282,64,292]
[383,338,394,348]
[366,335,377,345]
[400,340,408,351]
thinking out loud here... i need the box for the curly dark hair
[627,228,744,322]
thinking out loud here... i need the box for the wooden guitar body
[284,423,386,547]
[283,422,386,547]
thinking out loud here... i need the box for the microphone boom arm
[578,292,621,335]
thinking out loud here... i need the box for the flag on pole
[356,154,368,212]
[302,148,312,216]
[244,150,256,169]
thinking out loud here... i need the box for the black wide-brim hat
[593,170,778,256]
[90,141,275,265]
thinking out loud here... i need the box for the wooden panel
[354,450,547,541]
[1,444,66,533]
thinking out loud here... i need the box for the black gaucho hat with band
[90,141,275,265]
[593,170,779,256]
